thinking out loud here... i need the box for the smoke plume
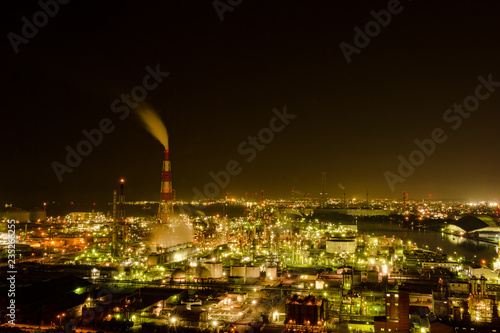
[149,221,193,249]
[136,105,169,150]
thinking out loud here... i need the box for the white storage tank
[193,267,212,283]
[245,266,260,279]
[266,266,278,280]
[230,265,246,277]
[206,262,223,278]
[315,280,325,290]
[171,268,186,283]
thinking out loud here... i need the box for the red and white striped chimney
[159,149,173,223]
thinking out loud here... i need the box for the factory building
[374,290,410,333]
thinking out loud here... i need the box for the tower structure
[112,189,118,256]
[343,188,346,209]
[403,191,407,211]
[158,148,174,224]
[118,179,129,242]
[118,179,125,222]
[321,172,326,208]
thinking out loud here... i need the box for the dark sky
[2,0,500,208]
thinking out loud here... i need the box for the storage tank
[315,280,324,290]
[246,266,260,279]
[193,267,212,283]
[171,268,186,283]
[266,266,278,280]
[205,262,223,278]
[230,265,246,277]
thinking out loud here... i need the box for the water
[356,220,499,263]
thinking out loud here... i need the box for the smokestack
[112,189,117,256]
[343,188,346,209]
[321,172,326,209]
[134,106,171,223]
[112,190,117,222]
[119,179,125,222]
[338,183,345,209]
[403,191,406,211]
[159,148,173,223]
[118,179,129,242]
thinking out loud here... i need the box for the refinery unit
[5,192,500,332]
[4,120,500,332]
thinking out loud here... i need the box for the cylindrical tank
[230,265,245,277]
[266,266,278,280]
[246,266,260,278]
[206,262,223,278]
[315,280,324,290]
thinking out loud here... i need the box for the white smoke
[150,221,193,249]
[136,105,169,150]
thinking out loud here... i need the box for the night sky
[2,1,500,208]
